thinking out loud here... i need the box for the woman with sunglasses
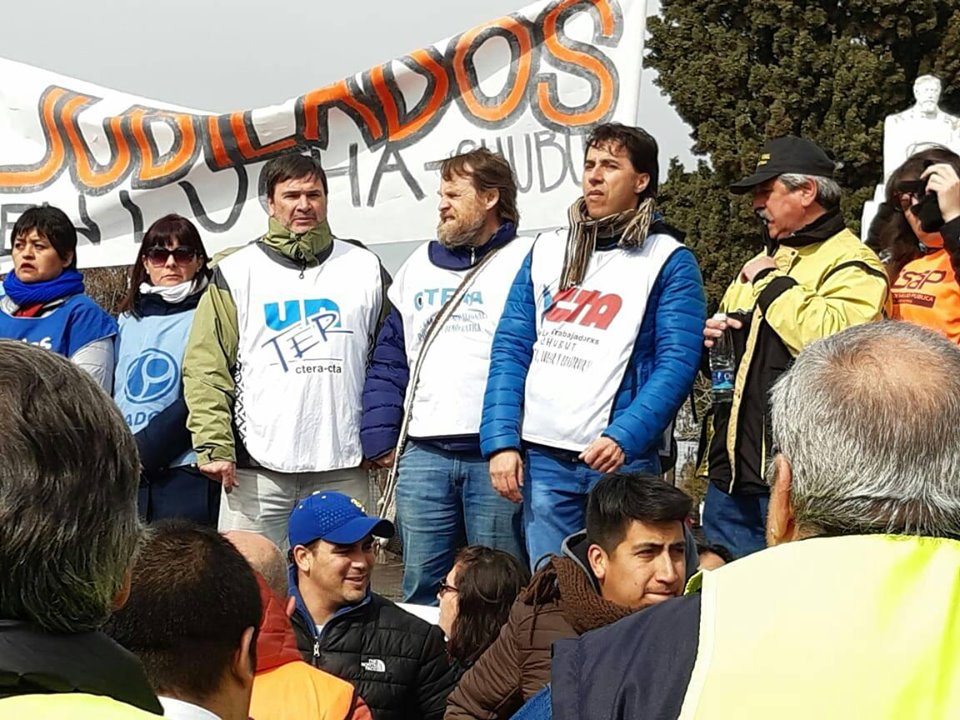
[876,146,960,342]
[0,205,117,390]
[438,545,530,676]
[114,214,219,524]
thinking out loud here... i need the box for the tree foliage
[648,0,960,308]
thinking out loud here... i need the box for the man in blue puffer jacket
[480,123,706,567]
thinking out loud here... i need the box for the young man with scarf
[184,152,389,548]
[445,473,693,720]
[480,123,706,565]
[701,136,889,559]
[360,148,530,604]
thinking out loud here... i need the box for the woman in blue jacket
[114,214,218,524]
[0,205,117,391]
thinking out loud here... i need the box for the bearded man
[361,148,531,603]
[481,123,706,566]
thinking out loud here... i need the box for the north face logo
[361,658,386,673]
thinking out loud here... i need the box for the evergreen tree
[648,0,960,307]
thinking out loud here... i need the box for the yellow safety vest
[0,693,160,719]
[679,534,960,719]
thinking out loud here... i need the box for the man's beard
[438,211,486,248]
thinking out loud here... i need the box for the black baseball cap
[730,136,837,194]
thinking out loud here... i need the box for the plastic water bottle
[709,313,735,404]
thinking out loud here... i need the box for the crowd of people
[2,117,960,719]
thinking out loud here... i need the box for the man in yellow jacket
[0,342,162,719]
[551,320,960,719]
[701,136,889,557]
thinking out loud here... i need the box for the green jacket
[183,218,390,466]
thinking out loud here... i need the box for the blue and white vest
[114,308,197,468]
[522,229,682,451]
[390,237,534,437]
[0,294,117,357]
[217,241,383,472]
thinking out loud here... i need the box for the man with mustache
[184,152,389,548]
[360,148,530,604]
[701,136,888,559]
[481,123,706,565]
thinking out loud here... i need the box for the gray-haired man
[700,135,889,558]
[550,321,960,719]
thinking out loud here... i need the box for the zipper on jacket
[299,259,306,280]
[470,247,476,266]
[313,639,320,665]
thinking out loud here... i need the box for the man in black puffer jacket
[287,491,458,720]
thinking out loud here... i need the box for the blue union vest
[0,294,116,356]
[114,308,197,468]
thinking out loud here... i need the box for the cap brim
[729,169,779,195]
[323,516,396,545]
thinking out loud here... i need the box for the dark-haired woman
[114,214,219,524]
[438,545,531,673]
[877,146,960,342]
[0,205,117,390]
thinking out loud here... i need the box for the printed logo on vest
[125,348,180,404]
[414,288,484,309]
[893,269,946,291]
[261,298,354,373]
[19,336,52,350]
[543,287,622,329]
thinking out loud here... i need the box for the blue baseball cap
[288,491,395,548]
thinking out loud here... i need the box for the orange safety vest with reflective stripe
[892,249,960,343]
[678,535,960,719]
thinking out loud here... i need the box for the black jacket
[290,592,458,720]
[0,619,162,714]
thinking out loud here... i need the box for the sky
[1,0,697,172]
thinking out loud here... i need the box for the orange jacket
[892,248,960,343]
[251,576,372,720]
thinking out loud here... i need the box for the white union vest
[391,237,534,437]
[522,229,681,451]
[217,240,382,472]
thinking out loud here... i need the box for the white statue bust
[883,75,960,181]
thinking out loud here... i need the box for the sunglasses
[145,246,199,266]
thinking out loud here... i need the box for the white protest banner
[0,0,646,272]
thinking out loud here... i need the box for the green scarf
[262,217,333,267]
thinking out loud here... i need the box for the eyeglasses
[145,246,199,266]
[438,581,459,596]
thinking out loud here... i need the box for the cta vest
[218,241,382,472]
[0,294,116,357]
[390,238,534,438]
[679,535,960,719]
[522,230,680,451]
[114,308,197,467]
[892,249,960,343]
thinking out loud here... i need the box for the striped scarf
[559,196,656,290]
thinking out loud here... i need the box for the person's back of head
[0,340,140,633]
[769,320,960,542]
[225,530,288,603]
[585,474,692,610]
[105,520,262,720]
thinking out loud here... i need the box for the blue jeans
[395,441,527,604]
[523,446,658,570]
[701,482,769,559]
